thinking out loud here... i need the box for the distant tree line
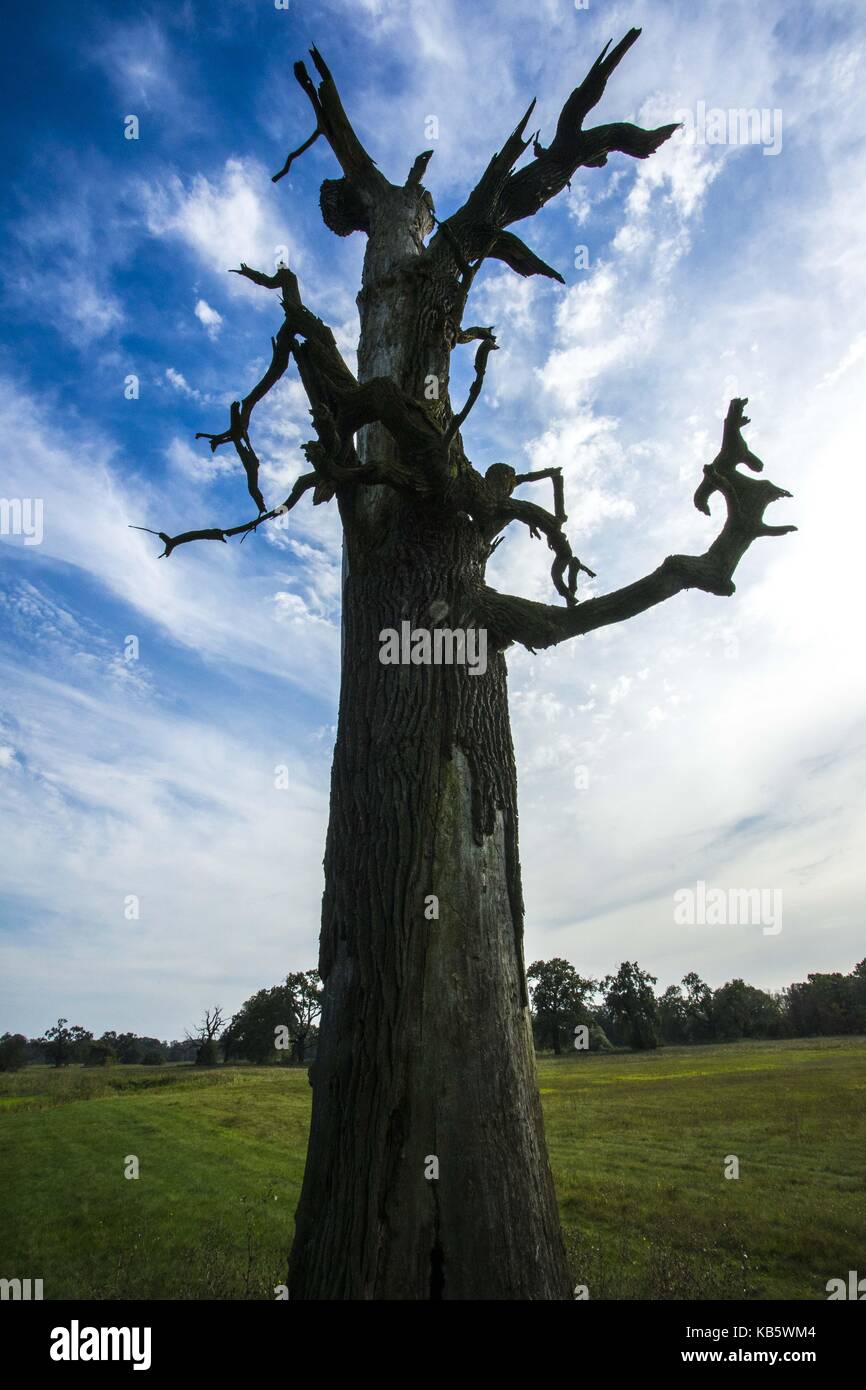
[527,956,866,1053]
[0,1021,200,1071]
[0,971,323,1071]
[3,959,863,1070]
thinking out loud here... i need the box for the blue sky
[1,0,864,1039]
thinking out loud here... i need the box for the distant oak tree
[603,960,662,1051]
[527,958,597,1054]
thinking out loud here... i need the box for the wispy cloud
[139,157,303,288]
[0,376,341,697]
[3,0,866,1035]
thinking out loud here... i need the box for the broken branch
[444,334,498,447]
[473,399,795,649]
[130,473,318,558]
[435,29,678,282]
[293,47,386,202]
[272,127,322,183]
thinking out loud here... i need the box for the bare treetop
[135,29,794,654]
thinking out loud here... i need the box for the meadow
[1,1035,863,1299]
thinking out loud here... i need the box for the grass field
[1,1035,864,1299]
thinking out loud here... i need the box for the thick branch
[333,377,445,470]
[474,553,718,650]
[514,467,566,522]
[483,230,565,284]
[474,399,795,650]
[406,150,434,187]
[436,28,678,278]
[456,324,495,345]
[502,29,679,224]
[470,462,591,605]
[288,47,387,202]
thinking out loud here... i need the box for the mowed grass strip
[0,1066,310,1299]
[1,1037,864,1299]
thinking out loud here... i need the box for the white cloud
[194,298,223,338]
[140,157,301,289]
[818,331,866,390]
[165,435,235,484]
[5,172,126,347]
[165,367,200,399]
[88,13,204,127]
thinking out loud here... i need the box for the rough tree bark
[139,30,795,1299]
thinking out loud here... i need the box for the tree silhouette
[137,30,795,1299]
[39,1018,91,1068]
[187,1006,224,1068]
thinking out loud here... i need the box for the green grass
[1,1037,864,1299]
[0,1065,309,1298]
[546,1036,866,1300]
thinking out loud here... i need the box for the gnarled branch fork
[138,38,793,644]
[189,260,356,514]
[473,462,594,607]
[473,398,795,651]
[425,26,679,288]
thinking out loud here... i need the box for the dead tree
[138,30,795,1298]
[193,1006,224,1040]
[187,1006,224,1067]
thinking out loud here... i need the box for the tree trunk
[288,188,570,1300]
